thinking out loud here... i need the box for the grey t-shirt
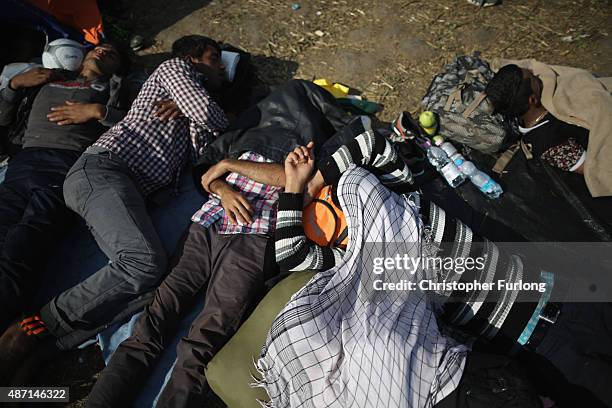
[22,77,111,151]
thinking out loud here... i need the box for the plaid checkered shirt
[192,152,282,235]
[95,58,228,195]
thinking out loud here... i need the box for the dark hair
[98,40,132,76]
[171,35,221,59]
[485,64,533,117]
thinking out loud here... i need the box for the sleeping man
[85,80,354,408]
[0,42,127,334]
[0,35,229,386]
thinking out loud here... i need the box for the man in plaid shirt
[3,36,230,365]
[86,80,355,407]
[87,150,287,407]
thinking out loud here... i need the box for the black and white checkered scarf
[256,166,468,407]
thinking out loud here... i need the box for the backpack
[421,54,517,154]
[302,185,349,249]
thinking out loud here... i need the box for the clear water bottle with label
[440,161,467,188]
[455,158,503,199]
[426,145,467,188]
[441,141,466,166]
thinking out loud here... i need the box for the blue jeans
[0,147,80,332]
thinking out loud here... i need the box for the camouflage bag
[421,54,516,154]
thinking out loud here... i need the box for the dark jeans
[40,148,168,350]
[0,147,80,332]
[87,222,270,408]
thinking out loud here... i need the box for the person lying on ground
[86,150,284,408]
[275,133,612,406]
[0,42,127,335]
[0,35,229,384]
[264,162,552,407]
[488,59,612,199]
[486,64,587,173]
[80,79,353,408]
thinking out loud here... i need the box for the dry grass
[135,0,611,120]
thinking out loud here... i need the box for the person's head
[81,42,128,78]
[171,35,225,90]
[485,64,544,117]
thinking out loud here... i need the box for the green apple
[419,111,436,128]
[432,135,445,146]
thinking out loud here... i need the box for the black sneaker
[391,111,424,143]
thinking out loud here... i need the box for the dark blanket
[193,79,353,189]
[424,146,612,243]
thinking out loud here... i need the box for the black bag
[217,43,259,115]
[422,145,612,242]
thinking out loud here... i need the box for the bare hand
[284,142,315,193]
[47,101,105,125]
[218,185,253,225]
[201,160,231,193]
[9,67,65,90]
[154,99,183,121]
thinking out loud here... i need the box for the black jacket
[192,79,353,189]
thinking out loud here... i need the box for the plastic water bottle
[440,161,467,188]
[441,141,466,164]
[426,145,448,168]
[426,145,467,188]
[455,159,503,199]
[440,142,457,157]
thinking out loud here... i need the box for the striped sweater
[274,129,541,349]
[420,199,539,347]
[275,128,414,272]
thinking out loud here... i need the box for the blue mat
[1,163,207,407]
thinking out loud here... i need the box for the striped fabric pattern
[258,167,468,408]
[320,128,414,190]
[276,129,415,272]
[423,200,526,340]
[274,193,344,271]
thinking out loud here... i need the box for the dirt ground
[33,0,611,406]
[118,0,612,121]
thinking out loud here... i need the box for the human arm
[46,101,108,125]
[200,158,285,193]
[0,86,23,126]
[317,129,414,192]
[153,99,183,121]
[0,68,65,126]
[274,143,344,271]
[157,59,228,131]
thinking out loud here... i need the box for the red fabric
[28,0,104,44]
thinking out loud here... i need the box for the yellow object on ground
[314,78,350,99]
